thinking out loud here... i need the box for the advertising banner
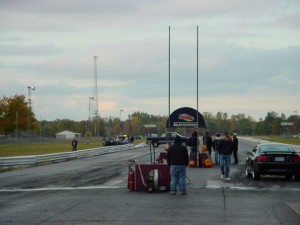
[166,107,206,128]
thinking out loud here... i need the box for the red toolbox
[134,164,170,192]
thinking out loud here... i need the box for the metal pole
[89,97,94,133]
[168,26,171,133]
[93,56,99,136]
[120,109,123,133]
[196,26,199,131]
[27,86,35,138]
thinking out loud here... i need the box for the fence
[0,143,146,168]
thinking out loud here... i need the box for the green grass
[0,139,145,157]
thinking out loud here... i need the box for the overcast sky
[1,0,300,122]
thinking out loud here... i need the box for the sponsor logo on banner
[178,114,194,122]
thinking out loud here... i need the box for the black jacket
[218,138,233,155]
[167,143,189,166]
[187,135,198,147]
[203,135,213,149]
[233,137,238,151]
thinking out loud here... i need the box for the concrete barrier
[0,144,140,169]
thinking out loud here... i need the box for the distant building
[56,130,82,140]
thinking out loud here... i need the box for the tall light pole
[93,56,99,136]
[27,86,35,137]
[89,97,94,134]
[119,109,123,134]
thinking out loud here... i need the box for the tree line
[1,95,299,138]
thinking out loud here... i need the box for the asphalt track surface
[0,139,299,225]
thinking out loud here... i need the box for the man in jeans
[167,135,189,195]
[218,132,233,181]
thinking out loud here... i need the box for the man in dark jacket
[218,132,233,181]
[232,133,239,164]
[203,130,213,157]
[187,131,198,160]
[167,135,189,195]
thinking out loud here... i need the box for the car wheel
[245,167,252,178]
[295,174,300,181]
[152,141,159,148]
[252,170,260,180]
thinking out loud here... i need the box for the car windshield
[259,144,294,153]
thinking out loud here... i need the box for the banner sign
[166,107,206,128]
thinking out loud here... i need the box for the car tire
[245,167,252,178]
[252,170,260,180]
[152,141,159,148]
[295,174,300,181]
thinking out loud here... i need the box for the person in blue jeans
[167,135,189,195]
[187,131,198,163]
[212,133,221,165]
[218,132,233,181]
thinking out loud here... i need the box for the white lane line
[205,180,300,192]
[0,186,126,192]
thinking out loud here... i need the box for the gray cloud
[1,0,299,121]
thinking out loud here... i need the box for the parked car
[135,135,143,140]
[102,137,114,146]
[245,143,300,180]
[102,137,126,146]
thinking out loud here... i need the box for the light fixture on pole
[89,97,94,133]
[119,109,123,121]
[27,86,35,137]
[119,109,123,134]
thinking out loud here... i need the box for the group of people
[167,130,239,195]
[203,131,239,165]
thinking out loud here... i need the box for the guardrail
[0,143,146,169]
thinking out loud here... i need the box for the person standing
[218,132,233,181]
[232,133,239,164]
[187,131,198,161]
[212,133,221,165]
[167,135,189,195]
[203,130,213,157]
[71,138,78,151]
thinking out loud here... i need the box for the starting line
[1,180,300,192]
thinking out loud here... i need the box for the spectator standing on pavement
[232,133,239,164]
[218,132,233,181]
[167,135,189,195]
[187,131,198,159]
[212,133,221,165]
[203,130,213,157]
[71,138,78,151]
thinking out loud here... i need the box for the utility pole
[27,86,35,138]
[93,56,99,136]
[89,96,94,134]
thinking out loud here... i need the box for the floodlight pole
[27,86,35,138]
[89,97,94,133]
[196,26,199,133]
[168,26,171,134]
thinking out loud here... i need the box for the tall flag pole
[197,26,199,132]
[168,26,171,133]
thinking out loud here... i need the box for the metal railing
[0,143,147,169]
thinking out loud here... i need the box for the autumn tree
[0,95,36,136]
